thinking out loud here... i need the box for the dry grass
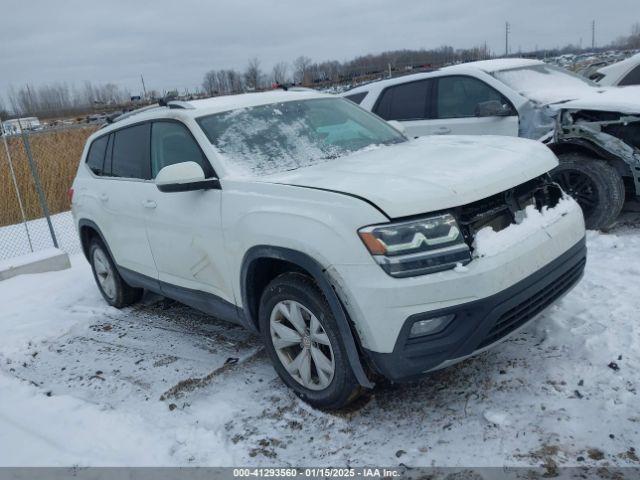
[0,126,98,227]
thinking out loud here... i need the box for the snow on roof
[188,90,332,115]
[444,58,544,73]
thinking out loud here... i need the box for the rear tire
[259,272,361,410]
[551,153,625,230]
[89,238,143,308]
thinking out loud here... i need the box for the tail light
[67,188,74,203]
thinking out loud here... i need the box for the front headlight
[358,213,471,277]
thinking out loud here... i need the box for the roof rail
[104,100,195,127]
[107,104,161,125]
[167,100,195,109]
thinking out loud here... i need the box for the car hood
[525,84,640,114]
[548,86,640,114]
[258,136,558,219]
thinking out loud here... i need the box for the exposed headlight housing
[358,213,471,277]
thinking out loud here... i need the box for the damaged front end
[553,108,640,195]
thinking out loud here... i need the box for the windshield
[493,64,597,104]
[197,97,406,176]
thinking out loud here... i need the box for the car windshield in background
[197,98,406,176]
[493,64,597,104]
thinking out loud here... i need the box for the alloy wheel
[269,300,335,391]
[553,169,598,218]
[93,247,116,301]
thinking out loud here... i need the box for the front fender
[240,245,375,389]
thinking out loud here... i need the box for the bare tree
[0,96,8,119]
[202,70,217,95]
[293,56,312,85]
[629,22,640,48]
[244,57,264,90]
[271,62,289,85]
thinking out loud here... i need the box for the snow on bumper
[328,197,585,354]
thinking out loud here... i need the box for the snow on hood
[552,86,640,114]
[259,136,558,218]
[494,66,640,113]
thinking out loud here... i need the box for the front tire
[259,272,361,409]
[551,153,625,230]
[89,238,143,308]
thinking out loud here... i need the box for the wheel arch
[549,139,633,179]
[77,219,112,262]
[240,245,374,388]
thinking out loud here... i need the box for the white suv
[71,90,586,409]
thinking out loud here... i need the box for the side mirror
[155,162,219,192]
[387,120,407,135]
[475,100,513,117]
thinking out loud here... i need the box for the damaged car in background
[345,59,640,229]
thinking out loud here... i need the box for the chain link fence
[0,122,99,262]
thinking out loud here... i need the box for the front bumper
[364,236,586,382]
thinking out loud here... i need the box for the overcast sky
[0,0,637,100]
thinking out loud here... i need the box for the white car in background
[71,90,585,409]
[345,59,640,230]
[590,53,640,86]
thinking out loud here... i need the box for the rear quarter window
[85,135,108,175]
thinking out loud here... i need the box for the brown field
[0,126,98,227]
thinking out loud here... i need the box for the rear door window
[85,135,108,175]
[373,80,431,121]
[435,76,509,118]
[111,123,151,179]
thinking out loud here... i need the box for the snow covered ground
[0,213,638,470]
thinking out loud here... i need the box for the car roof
[94,89,334,137]
[596,53,640,81]
[445,58,544,73]
[344,58,544,94]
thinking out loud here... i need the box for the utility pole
[505,22,511,56]
[140,74,148,100]
[591,20,596,49]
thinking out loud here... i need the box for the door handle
[434,127,451,135]
[99,193,108,202]
[142,200,157,209]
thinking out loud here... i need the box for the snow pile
[473,196,577,258]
